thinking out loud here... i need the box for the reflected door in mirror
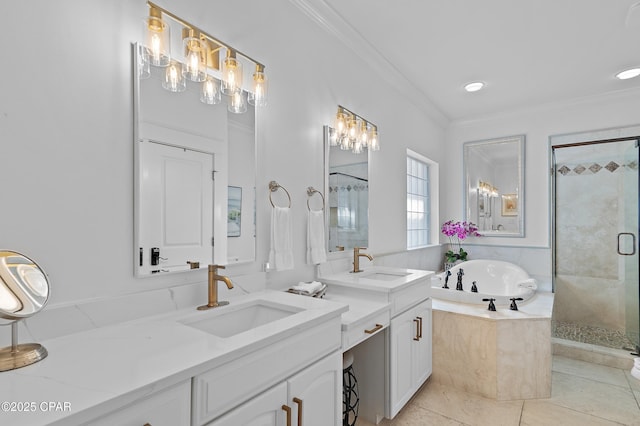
[138,141,213,274]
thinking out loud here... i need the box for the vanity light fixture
[464,81,485,92]
[329,106,380,154]
[615,67,640,80]
[141,1,268,112]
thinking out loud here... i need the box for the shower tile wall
[554,146,637,349]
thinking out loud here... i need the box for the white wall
[0,0,445,306]
[445,89,640,250]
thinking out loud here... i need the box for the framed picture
[501,194,518,216]
[227,186,242,237]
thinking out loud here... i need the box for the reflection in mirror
[464,135,525,237]
[0,251,49,371]
[133,44,256,276]
[324,126,369,252]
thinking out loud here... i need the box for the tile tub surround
[431,293,553,400]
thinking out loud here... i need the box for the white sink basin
[180,300,303,338]
[361,271,411,281]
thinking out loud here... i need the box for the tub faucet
[510,297,524,311]
[456,268,464,291]
[198,265,234,310]
[471,281,478,293]
[482,298,496,311]
[352,247,373,273]
[443,270,451,289]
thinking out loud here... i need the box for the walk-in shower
[551,131,639,354]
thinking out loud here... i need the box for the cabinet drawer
[342,309,390,351]
[390,279,429,316]
[89,380,191,426]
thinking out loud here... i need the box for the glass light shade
[347,116,358,140]
[162,61,186,92]
[221,53,243,95]
[359,121,369,146]
[138,45,150,79]
[334,110,347,138]
[352,140,363,154]
[369,127,380,151]
[143,9,171,67]
[228,90,247,114]
[328,127,338,146]
[248,70,268,106]
[464,81,485,92]
[200,77,221,105]
[182,37,207,82]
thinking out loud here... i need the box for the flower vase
[444,259,464,271]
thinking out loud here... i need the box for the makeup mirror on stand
[0,251,50,371]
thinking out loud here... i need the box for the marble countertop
[0,290,348,426]
[320,266,434,293]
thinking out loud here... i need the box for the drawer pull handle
[417,316,423,338]
[282,404,292,426]
[364,323,383,334]
[293,397,303,425]
[413,318,420,341]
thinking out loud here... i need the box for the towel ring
[269,180,291,208]
[306,187,325,211]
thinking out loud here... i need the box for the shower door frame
[549,125,640,353]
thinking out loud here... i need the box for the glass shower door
[553,138,639,352]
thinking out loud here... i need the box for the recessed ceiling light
[615,68,640,80]
[464,81,485,92]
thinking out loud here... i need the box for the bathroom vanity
[0,291,347,426]
[320,266,433,422]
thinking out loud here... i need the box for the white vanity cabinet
[89,380,191,426]
[320,266,433,421]
[388,299,432,418]
[206,351,342,426]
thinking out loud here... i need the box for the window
[407,150,438,249]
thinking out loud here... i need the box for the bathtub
[431,259,537,306]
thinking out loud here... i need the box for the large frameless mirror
[323,125,370,252]
[0,250,50,371]
[133,44,256,276]
[463,135,525,237]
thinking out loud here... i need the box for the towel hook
[269,180,292,208]
[306,187,325,211]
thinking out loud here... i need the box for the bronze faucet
[197,265,234,310]
[352,247,373,273]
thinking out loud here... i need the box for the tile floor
[356,356,640,426]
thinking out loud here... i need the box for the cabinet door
[388,307,419,418]
[207,382,287,426]
[90,381,190,426]
[414,302,432,386]
[287,351,342,426]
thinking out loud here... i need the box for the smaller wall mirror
[324,126,369,252]
[464,135,525,237]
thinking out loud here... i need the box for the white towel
[306,209,327,265]
[291,281,324,295]
[269,206,294,271]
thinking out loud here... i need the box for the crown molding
[288,0,450,128]
[451,86,640,128]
